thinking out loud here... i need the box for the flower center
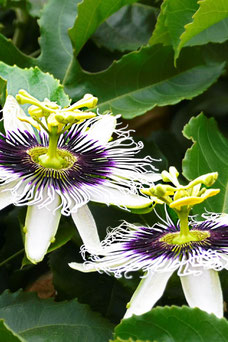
[28,146,77,170]
[160,230,210,246]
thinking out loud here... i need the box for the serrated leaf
[0,62,70,106]
[0,290,113,342]
[0,320,25,342]
[0,76,7,106]
[115,306,228,342]
[93,4,158,52]
[26,0,48,17]
[149,0,199,50]
[177,0,228,59]
[69,0,138,56]
[182,113,228,214]
[64,45,225,119]
[37,0,80,80]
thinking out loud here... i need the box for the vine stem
[0,249,24,267]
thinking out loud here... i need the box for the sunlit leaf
[0,62,70,106]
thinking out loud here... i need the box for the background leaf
[69,0,138,56]
[0,34,35,68]
[37,0,80,81]
[0,62,70,106]
[50,241,132,323]
[182,113,228,214]
[64,45,225,118]
[92,3,158,52]
[0,290,113,341]
[114,306,228,342]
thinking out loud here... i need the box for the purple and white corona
[0,90,160,263]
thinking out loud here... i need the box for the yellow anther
[55,111,96,125]
[17,89,38,102]
[28,105,44,118]
[66,94,98,111]
[201,188,220,200]
[184,172,218,189]
[161,170,171,183]
[43,98,59,110]
[170,188,220,210]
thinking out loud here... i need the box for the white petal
[69,261,97,272]
[3,95,34,134]
[180,269,223,318]
[24,197,61,264]
[0,183,15,210]
[86,115,116,145]
[89,186,153,209]
[124,270,173,319]
[71,204,101,252]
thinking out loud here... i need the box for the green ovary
[28,147,77,170]
[160,230,210,246]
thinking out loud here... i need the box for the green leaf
[111,338,151,342]
[37,0,80,81]
[177,0,228,59]
[182,113,228,214]
[0,76,7,106]
[0,320,25,342]
[0,62,70,106]
[114,306,228,342]
[64,45,225,119]
[0,34,35,68]
[26,0,48,17]
[149,0,199,49]
[0,290,113,341]
[69,0,138,56]
[93,4,158,52]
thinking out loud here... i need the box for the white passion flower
[70,213,228,319]
[0,90,160,263]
